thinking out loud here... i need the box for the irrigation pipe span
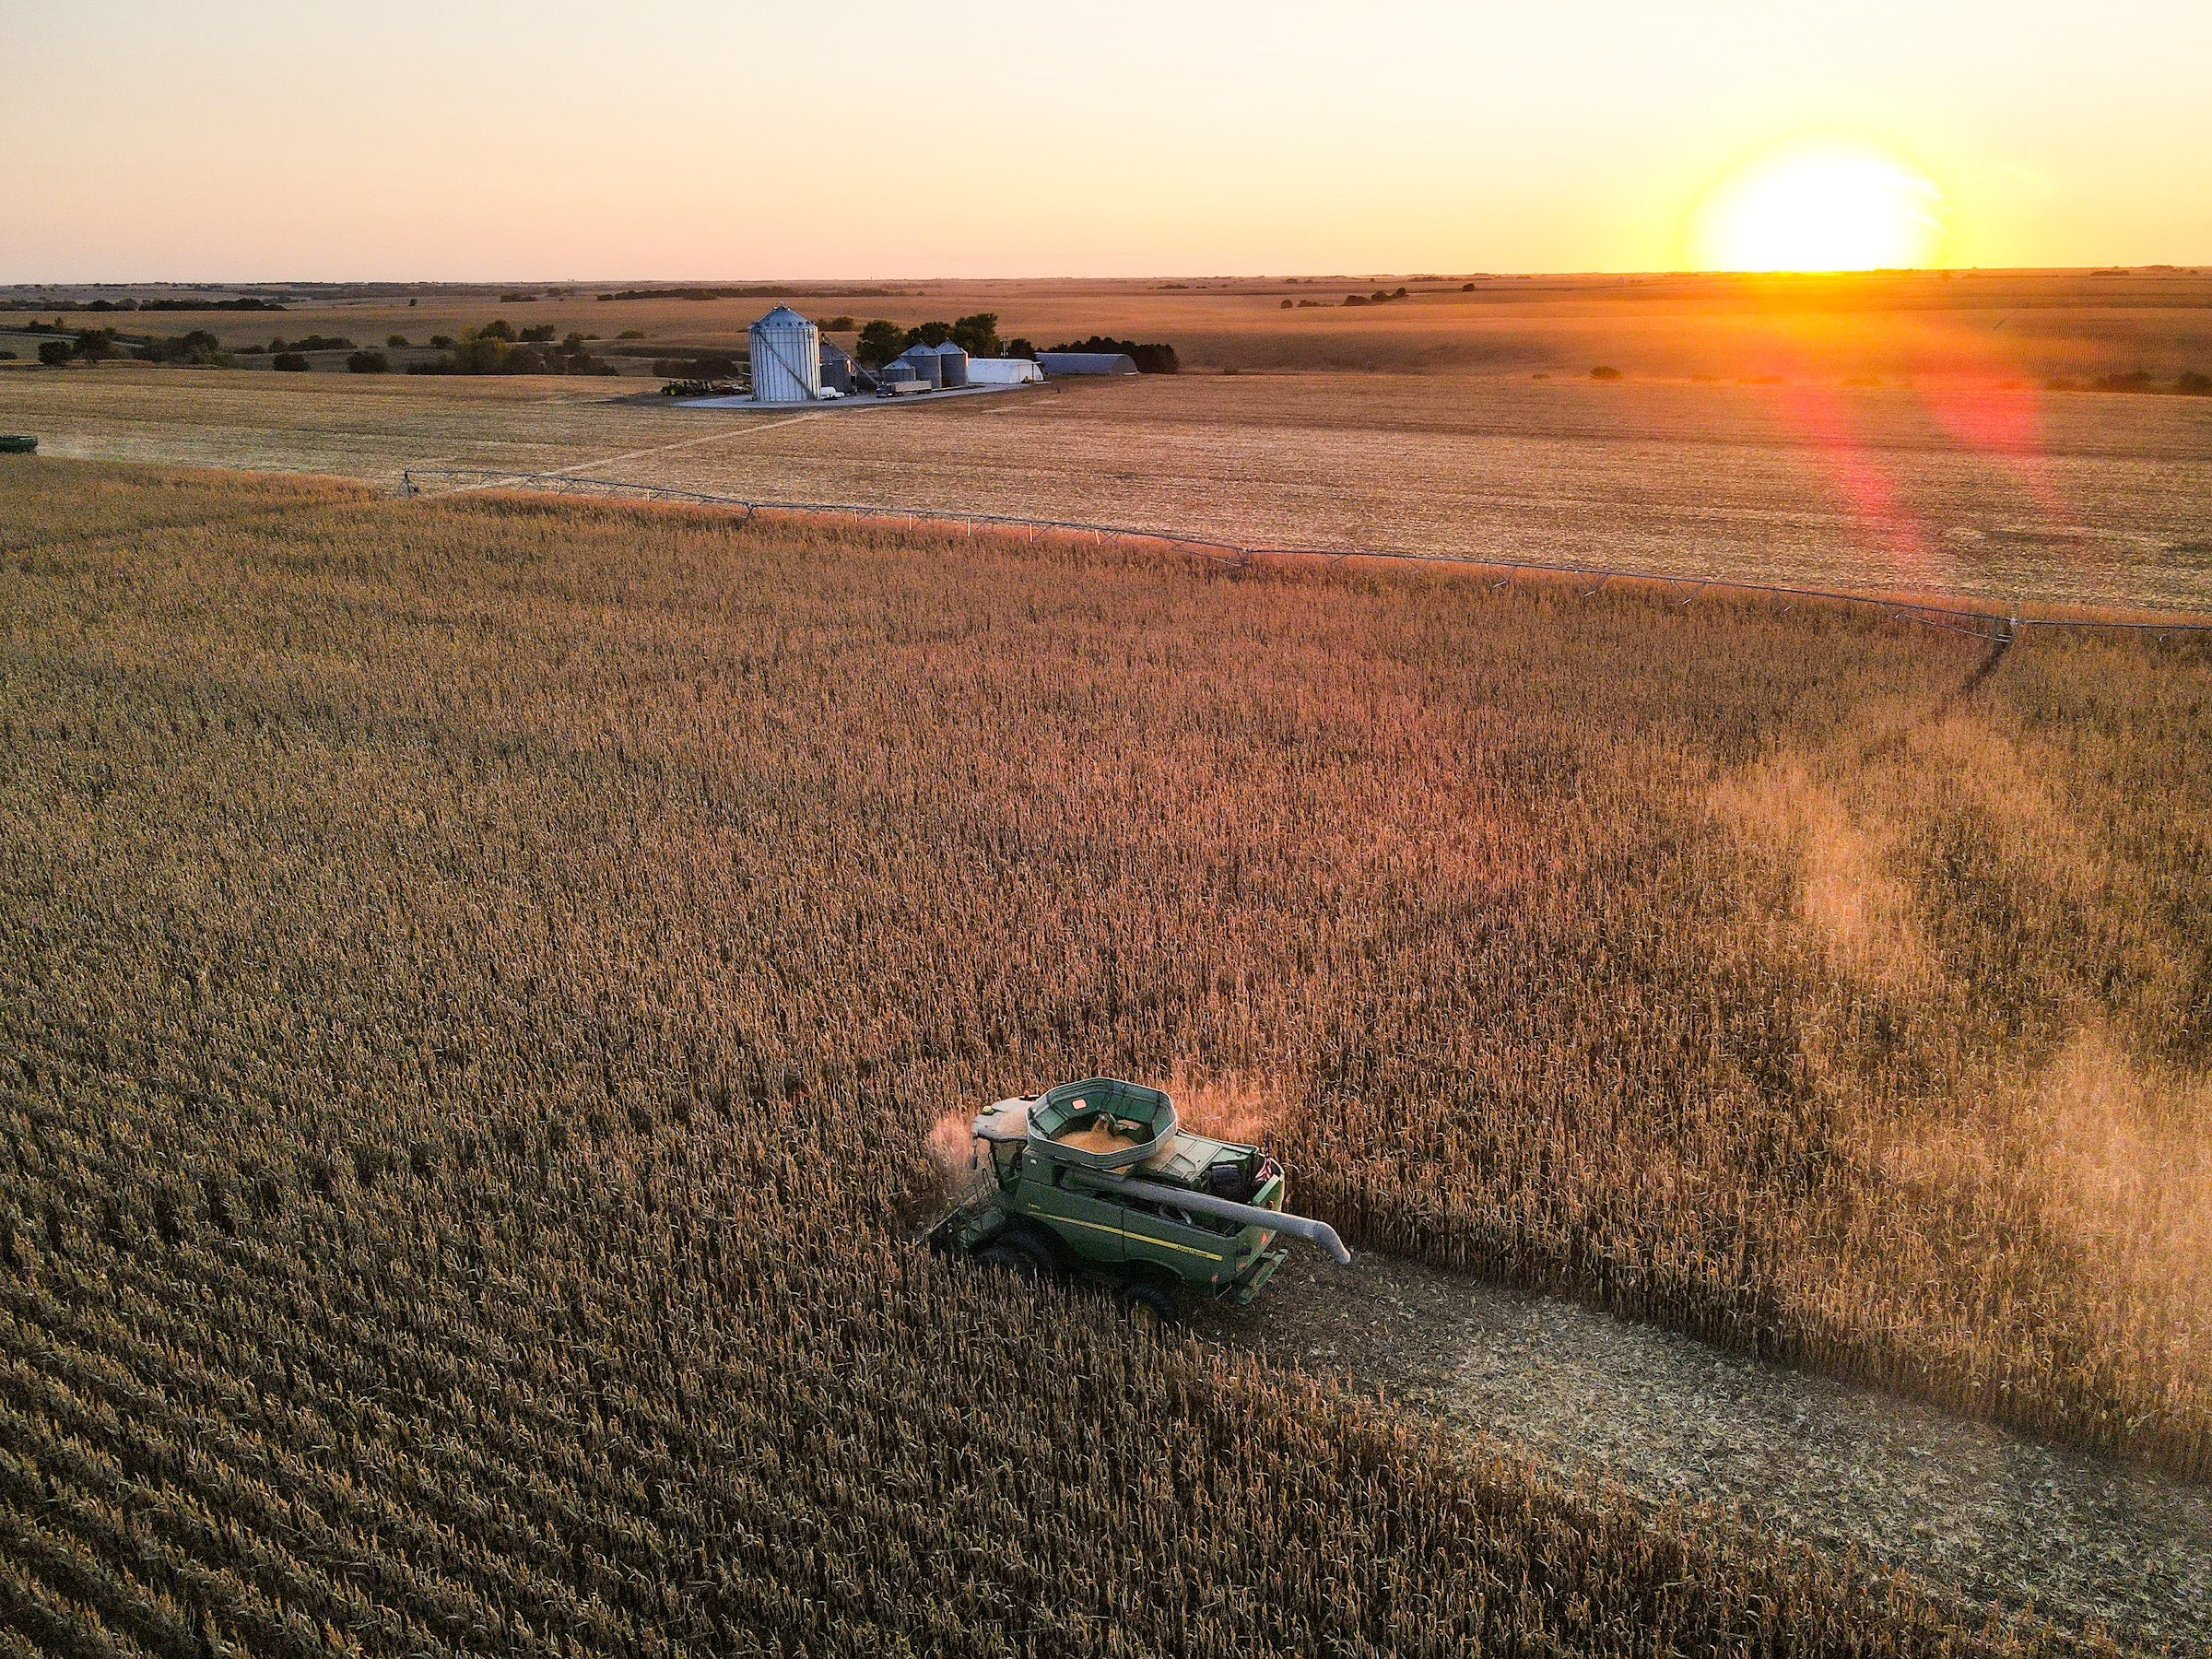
[399,467,2212,641]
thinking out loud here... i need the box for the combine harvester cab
[930,1077,1349,1329]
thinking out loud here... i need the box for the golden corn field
[4,458,2206,1655]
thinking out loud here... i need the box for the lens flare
[1693,139,1946,272]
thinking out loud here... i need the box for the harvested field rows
[0,368,681,479]
[610,374,2212,608]
[6,365,2210,610]
[1199,1251,2212,1653]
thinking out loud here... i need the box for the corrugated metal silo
[896,342,942,388]
[932,339,969,388]
[748,305,821,403]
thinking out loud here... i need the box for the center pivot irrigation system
[398,466,2212,643]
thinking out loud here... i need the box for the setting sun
[1693,139,1947,272]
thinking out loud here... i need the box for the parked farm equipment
[928,1077,1349,1328]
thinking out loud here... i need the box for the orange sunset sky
[6,0,2209,280]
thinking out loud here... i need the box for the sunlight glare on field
[1694,140,1946,272]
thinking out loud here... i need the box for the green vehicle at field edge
[928,1077,1350,1329]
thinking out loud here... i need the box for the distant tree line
[410,320,613,377]
[652,354,742,379]
[853,314,1006,367]
[30,325,233,368]
[2046,368,2212,395]
[846,317,1180,373]
[16,315,621,377]
[136,330,234,367]
[18,296,286,312]
[596,286,902,302]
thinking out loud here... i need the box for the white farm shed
[965,357,1044,384]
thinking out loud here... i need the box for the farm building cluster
[699,306,1140,406]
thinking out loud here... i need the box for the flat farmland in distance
[8,268,2209,379]
[0,368,673,477]
[6,358,2209,610]
[617,372,2212,610]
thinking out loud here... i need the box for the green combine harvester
[928,1077,1350,1328]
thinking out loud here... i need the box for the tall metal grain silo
[932,339,969,388]
[748,305,820,403]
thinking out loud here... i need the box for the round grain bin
[748,305,821,404]
[897,342,942,389]
[933,340,969,388]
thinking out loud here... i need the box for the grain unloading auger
[927,1077,1350,1330]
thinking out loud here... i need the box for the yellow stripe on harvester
[1048,1215,1227,1262]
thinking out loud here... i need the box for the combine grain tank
[748,305,821,403]
[928,1077,1350,1329]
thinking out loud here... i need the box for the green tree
[854,319,905,366]
[950,312,1000,357]
[452,333,512,373]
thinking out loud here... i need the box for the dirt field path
[1194,1252,2212,1653]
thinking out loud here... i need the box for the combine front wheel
[1118,1282,1178,1334]
[979,1235,1053,1278]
